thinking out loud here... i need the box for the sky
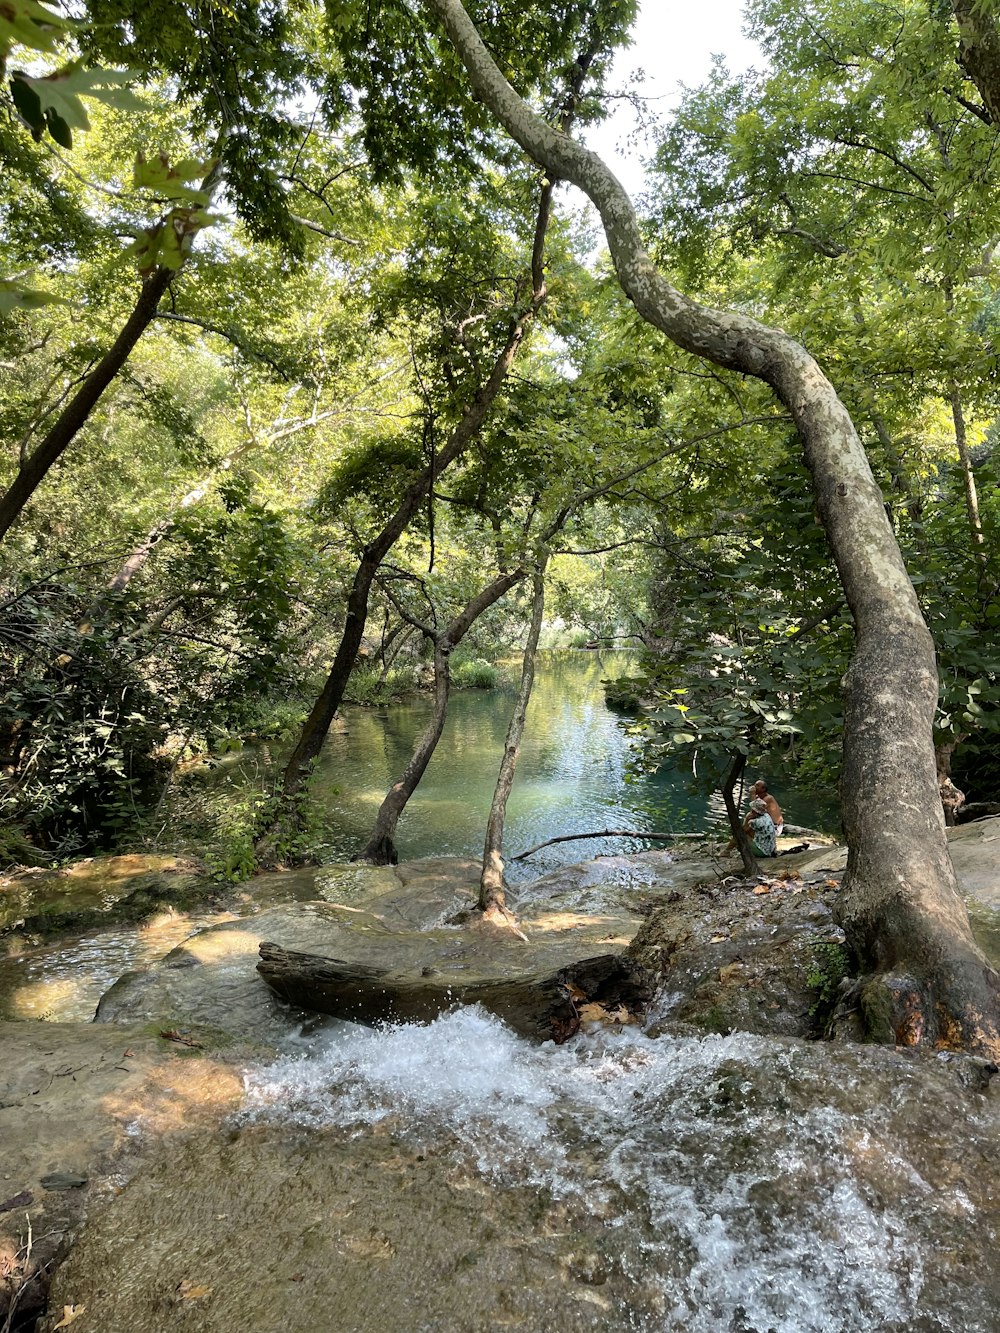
[585,0,762,197]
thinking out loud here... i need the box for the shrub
[452,658,498,689]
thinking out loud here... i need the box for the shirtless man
[749,781,783,836]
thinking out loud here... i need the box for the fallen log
[257,941,655,1043]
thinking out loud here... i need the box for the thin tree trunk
[948,381,988,571]
[256,187,553,864]
[377,623,414,683]
[427,0,1000,1055]
[722,750,758,877]
[357,637,451,866]
[0,269,172,544]
[869,410,922,525]
[480,565,546,919]
[355,567,524,864]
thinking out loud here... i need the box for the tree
[423,0,1000,1056]
[255,174,555,863]
[951,0,1000,124]
[355,564,527,866]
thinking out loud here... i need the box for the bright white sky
[585,0,762,196]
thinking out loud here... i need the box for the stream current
[7,655,1000,1331]
[235,1006,998,1333]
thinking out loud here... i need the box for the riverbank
[2,822,998,1329]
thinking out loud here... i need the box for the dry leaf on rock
[53,1306,86,1329]
[177,1279,213,1300]
[753,884,770,896]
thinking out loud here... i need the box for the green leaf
[45,107,72,149]
[0,0,74,58]
[133,151,214,206]
[9,74,43,135]
[18,62,144,141]
[0,278,69,315]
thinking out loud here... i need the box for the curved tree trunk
[256,186,553,865]
[356,639,451,866]
[0,269,172,545]
[480,565,546,920]
[722,750,758,877]
[355,566,525,865]
[427,0,1000,1054]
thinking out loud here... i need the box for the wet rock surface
[3,823,1000,1332]
[628,861,848,1039]
[89,827,1000,1045]
[0,855,208,947]
[0,1021,247,1327]
[41,1011,1000,1333]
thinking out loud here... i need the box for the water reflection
[303,651,839,877]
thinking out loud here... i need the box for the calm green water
[293,651,839,879]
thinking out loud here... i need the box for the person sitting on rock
[745,797,777,857]
[751,780,783,836]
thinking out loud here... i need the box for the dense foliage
[1,0,997,868]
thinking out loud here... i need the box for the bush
[452,658,498,689]
[343,662,418,706]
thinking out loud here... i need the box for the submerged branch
[511,829,707,861]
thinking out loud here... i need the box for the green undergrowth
[452,657,498,689]
[806,939,852,1029]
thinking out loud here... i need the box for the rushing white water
[242,1008,996,1333]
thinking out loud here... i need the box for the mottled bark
[722,750,758,877]
[427,0,1000,1054]
[0,269,172,544]
[355,567,525,865]
[952,0,1000,124]
[480,566,546,918]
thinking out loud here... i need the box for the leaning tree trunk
[427,0,1000,1055]
[256,187,552,865]
[257,317,535,863]
[480,565,546,920]
[0,269,172,544]
[356,639,451,865]
[722,750,758,877]
[355,567,526,865]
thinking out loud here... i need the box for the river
[248,650,839,877]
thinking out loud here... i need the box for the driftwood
[258,941,655,1043]
[510,829,705,861]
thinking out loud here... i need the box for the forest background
[1,0,998,928]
